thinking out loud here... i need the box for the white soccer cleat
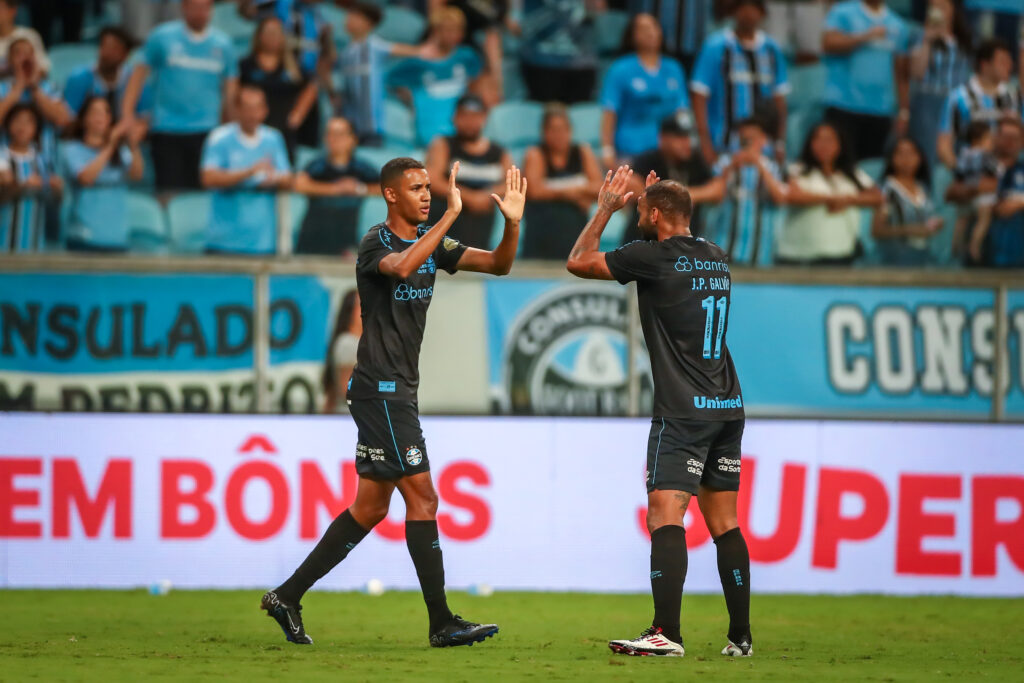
[721,638,753,657]
[608,626,685,657]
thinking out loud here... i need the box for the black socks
[650,525,687,644]
[714,527,752,644]
[275,509,370,603]
[406,520,453,632]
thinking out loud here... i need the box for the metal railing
[2,253,1023,420]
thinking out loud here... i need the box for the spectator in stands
[628,0,713,75]
[777,121,882,265]
[425,93,510,248]
[763,0,828,65]
[962,1,1022,79]
[937,39,1021,170]
[0,37,72,163]
[447,0,507,102]
[240,16,319,164]
[322,288,361,414]
[701,115,788,266]
[241,0,331,77]
[200,86,291,254]
[822,0,911,162]
[907,0,973,167]
[120,0,180,44]
[294,116,379,256]
[0,0,50,77]
[28,0,85,47]
[0,103,61,252]
[387,7,482,148]
[62,96,144,253]
[521,104,602,259]
[951,121,998,263]
[600,13,690,169]
[623,113,718,241]
[64,26,152,143]
[518,0,600,105]
[122,0,238,194]
[971,118,1024,268]
[690,0,788,164]
[872,136,944,265]
[331,1,422,146]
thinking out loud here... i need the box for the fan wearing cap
[622,114,718,243]
[425,94,512,248]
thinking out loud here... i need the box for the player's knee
[406,487,438,519]
[352,501,390,528]
[705,514,739,539]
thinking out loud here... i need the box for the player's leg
[609,418,710,657]
[396,471,499,647]
[698,418,752,657]
[261,476,395,644]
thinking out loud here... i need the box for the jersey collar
[725,27,766,49]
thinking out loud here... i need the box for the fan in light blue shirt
[822,0,910,117]
[600,13,690,160]
[62,97,146,252]
[63,27,153,121]
[200,87,291,254]
[386,45,482,148]
[126,17,238,133]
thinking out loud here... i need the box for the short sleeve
[689,40,719,96]
[303,157,326,178]
[669,59,689,110]
[356,228,395,276]
[824,5,849,32]
[270,131,290,171]
[605,240,662,284]
[853,167,875,189]
[386,58,420,89]
[200,132,227,170]
[434,235,468,274]
[599,60,627,112]
[61,143,91,176]
[355,160,380,183]
[772,44,790,95]
[460,47,482,79]
[712,154,732,177]
[141,30,164,68]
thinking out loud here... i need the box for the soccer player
[566,166,752,658]
[261,158,527,648]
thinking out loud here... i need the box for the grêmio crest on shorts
[605,235,744,421]
[347,223,467,401]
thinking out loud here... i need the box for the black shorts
[349,399,430,480]
[646,418,744,494]
[150,131,207,191]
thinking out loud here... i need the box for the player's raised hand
[447,161,462,215]
[598,165,635,213]
[491,165,527,222]
[645,170,661,188]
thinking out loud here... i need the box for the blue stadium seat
[212,2,256,41]
[502,57,527,102]
[786,109,807,159]
[568,102,603,148]
[507,145,530,169]
[581,203,628,250]
[788,63,826,116]
[166,192,212,253]
[383,98,416,148]
[284,192,309,244]
[375,6,426,45]
[355,146,419,174]
[319,3,347,42]
[356,196,388,238]
[47,44,97,89]
[295,146,321,172]
[126,191,168,252]
[484,101,544,149]
[858,158,885,184]
[595,10,629,56]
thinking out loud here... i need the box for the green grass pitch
[2,590,1021,681]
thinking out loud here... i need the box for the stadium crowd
[0,0,1022,267]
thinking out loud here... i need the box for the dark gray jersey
[606,236,744,420]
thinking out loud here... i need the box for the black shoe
[429,614,499,648]
[260,590,313,645]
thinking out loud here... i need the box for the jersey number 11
[701,296,728,360]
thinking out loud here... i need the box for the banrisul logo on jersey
[493,282,653,415]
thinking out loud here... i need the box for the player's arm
[455,166,526,275]
[378,162,463,280]
[566,165,640,280]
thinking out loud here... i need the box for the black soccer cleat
[260,590,313,645]
[429,615,499,648]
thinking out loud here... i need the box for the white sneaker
[721,638,753,657]
[608,626,685,657]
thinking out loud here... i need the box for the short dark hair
[237,83,266,103]
[3,102,39,137]
[644,180,693,221]
[348,1,383,26]
[98,25,137,51]
[732,0,767,14]
[380,157,426,191]
[975,38,1011,70]
[966,120,992,145]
